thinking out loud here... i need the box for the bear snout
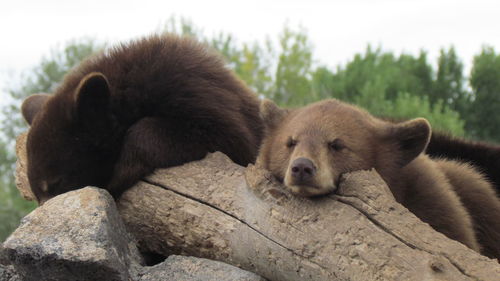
[290,157,316,182]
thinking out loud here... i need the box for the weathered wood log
[15,133,500,281]
[15,133,35,201]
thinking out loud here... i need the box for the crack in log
[443,254,475,279]
[335,196,418,250]
[142,179,331,272]
[335,195,477,280]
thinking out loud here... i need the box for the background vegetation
[2,18,500,241]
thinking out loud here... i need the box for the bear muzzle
[284,157,337,197]
[290,157,317,184]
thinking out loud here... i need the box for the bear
[257,98,500,260]
[427,133,500,197]
[21,34,263,204]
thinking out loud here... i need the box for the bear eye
[329,139,345,151]
[286,137,297,148]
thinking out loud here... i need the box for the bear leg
[106,117,208,198]
[436,160,500,260]
[400,159,481,252]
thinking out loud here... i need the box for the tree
[210,33,274,97]
[432,47,470,119]
[273,25,314,105]
[390,93,465,136]
[310,46,465,136]
[321,47,437,104]
[310,66,339,100]
[354,80,465,136]
[209,23,316,106]
[469,46,500,142]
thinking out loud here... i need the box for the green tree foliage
[273,25,313,105]
[354,78,465,136]
[469,46,500,141]
[308,47,466,136]
[320,46,435,102]
[0,137,35,241]
[211,34,274,97]
[432,47,470,118]
[208,24,315,104]
[310,66,338,100]
[391,94,465,136]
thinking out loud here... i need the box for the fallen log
[118,152,499,281]
[15,134,500,281]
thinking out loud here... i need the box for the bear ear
[21,93,51,125]
[387,118,431,166]
[74,72,111,126]
[260,99,288,130]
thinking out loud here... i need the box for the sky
[1,0,499,106]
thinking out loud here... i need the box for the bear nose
[291,158,316,181]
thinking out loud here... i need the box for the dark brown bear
[257,98,500,260]
[22,34,263,204]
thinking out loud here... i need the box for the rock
[0,244,8,266]
[137,255,266,281]
[3,187,143,281]
[1,243,22,281]
[0,264,21,281]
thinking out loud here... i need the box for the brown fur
[22,34,263,204]
[258,98,500,259]
[427,133,500,197]
[435,160,500,259]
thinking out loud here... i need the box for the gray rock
[0,244,9,266]
[3,187,143,281]
[0,244,20,281]
[0,264,21,281]
[137,255,266,281]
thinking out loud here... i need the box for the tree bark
[15,133,35,201]
[15,134,500,281]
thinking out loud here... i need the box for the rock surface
[0,244,8,266]
[3,187,143,281]
[0,264,21,281]
[138,255,266,281]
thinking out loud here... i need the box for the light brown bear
[257,98,500,260]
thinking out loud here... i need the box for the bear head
[257,99,431,197]
[21,72,118,204]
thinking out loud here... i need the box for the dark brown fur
[22,34,263,203]
[258,98,500,260]
[427,133,500,196]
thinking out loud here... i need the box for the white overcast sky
[1,0,499,105]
